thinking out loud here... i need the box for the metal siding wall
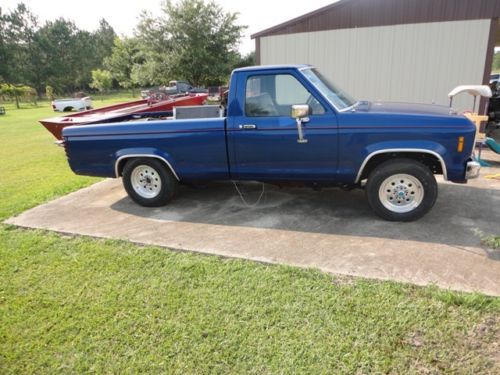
[260,19,491,112]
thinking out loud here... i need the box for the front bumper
[465,160,481,179]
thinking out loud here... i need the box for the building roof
[251,0,500,39]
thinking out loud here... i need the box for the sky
[1,0,337,54]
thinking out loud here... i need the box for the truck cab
[226,66,342,181]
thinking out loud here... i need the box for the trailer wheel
[365,158,437,221]
[122,158,178,207]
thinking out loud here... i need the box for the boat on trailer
[40,93,208,140]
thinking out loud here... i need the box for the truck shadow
[110,176,500,248]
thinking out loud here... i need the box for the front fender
[113,147,179,180]
[355,140,449,182]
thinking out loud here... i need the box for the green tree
[45,85,54,100]
[1,3,116,94]
[25,85,37,105]
[0,3,38,85]
[93,19,116,68]
[135,10,171,56]
[0,83,34,108]
[135,0,245,86]
[130,58,162,88]
[31,19,115,94]
[105,37,143,96]
[232,51,256,70]
[32,19,80,93]
[89,69,112,99]
[0,7,8,83]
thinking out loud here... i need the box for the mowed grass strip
[0,95,135,221]
[0,100,107,221]
[0,100,499,373]
[1,226,499,374]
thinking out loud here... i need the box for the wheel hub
[130,165,162,199]
[379,174,424,213]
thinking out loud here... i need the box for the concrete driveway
[6,151,500,296]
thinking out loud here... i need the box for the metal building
[252,0,500,112]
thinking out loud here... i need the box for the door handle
[239,124,257,130]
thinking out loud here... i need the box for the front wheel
[365,159,437,221]
[122,158,178,207]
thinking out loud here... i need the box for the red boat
[40,93,208,140]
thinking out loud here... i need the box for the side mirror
[291,104,309,119]
[291,104,309,143]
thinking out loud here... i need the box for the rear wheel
[365,158,437,221]
[122,158,178,207]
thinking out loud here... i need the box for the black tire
[365,158,438,221]
[122,158,178,207]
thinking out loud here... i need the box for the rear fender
[113,148,179,180]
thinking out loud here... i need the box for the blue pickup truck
[62,65,480,221]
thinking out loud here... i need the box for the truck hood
[355,101,456,116]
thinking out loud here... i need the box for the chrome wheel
[130,165,162,199]
[378,173,424,213]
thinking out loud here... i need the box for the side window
[245,74,325,117]
[275,75,310,106]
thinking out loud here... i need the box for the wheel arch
[355,148,447,183]
[114,150,180,181]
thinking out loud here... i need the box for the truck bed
[63,117,230,180]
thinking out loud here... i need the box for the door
[228,71,339,182]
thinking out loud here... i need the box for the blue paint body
[63,65,476,184]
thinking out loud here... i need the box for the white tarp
[448,85,492,98]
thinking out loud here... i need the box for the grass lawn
[1,99,499,373]
[0,96,134,221]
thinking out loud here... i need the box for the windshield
[302,68,357,111]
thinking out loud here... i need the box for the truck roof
[233,64,311,73]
